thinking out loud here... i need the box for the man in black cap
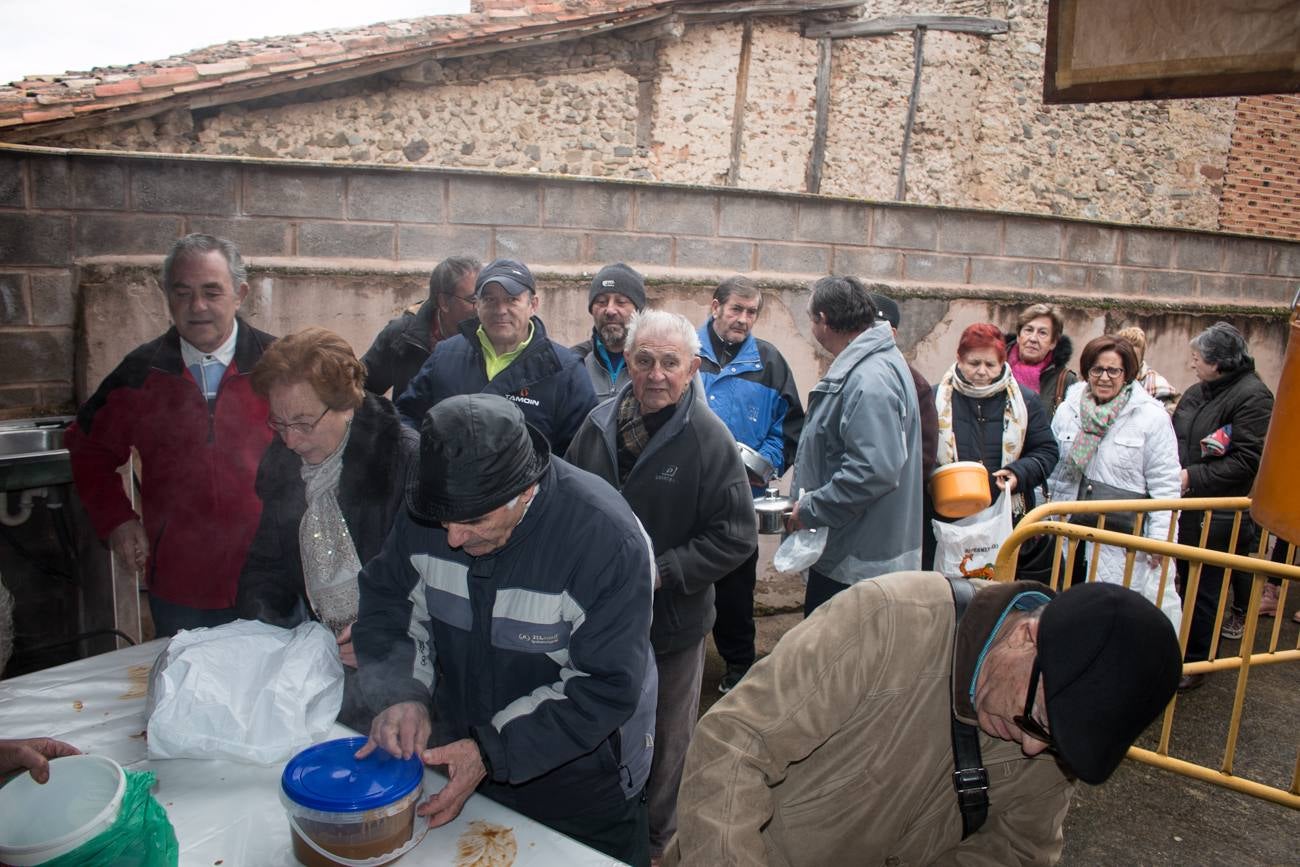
[395,258,597,454]
[361,255,480,399]
[663,574,1182,865]
[354,394,657,866]
[573,262,647,402]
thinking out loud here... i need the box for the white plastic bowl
[0,754,127,865]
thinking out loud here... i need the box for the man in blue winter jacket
[697,276,804,692]
[395,259,596,455]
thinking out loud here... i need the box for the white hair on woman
[626,309,701,356]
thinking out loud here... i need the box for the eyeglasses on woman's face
[1087,365,1125,381]
[266,406,329,437]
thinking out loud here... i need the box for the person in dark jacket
[925,323,1059,580]
[565,310,757,861]
[870,291,939,481]
[361,256,480,398]
[1005,303,1077,418]
[355,395,657,867]
[65,233,275,637]
[237,328,418,731]
[396,259,596,455]
[572,262,646,402]
[1173,321,1275,690]
[698,276,805,693]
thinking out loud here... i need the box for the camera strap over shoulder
[946,575,988,839]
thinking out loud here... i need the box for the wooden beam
[805,36,832,194]
[726,18,754,187]
[895,25,926,202]
[805,16,1008,38]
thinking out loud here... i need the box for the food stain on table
[72,700,84,711]
[120,664,150,700]
[455,820,516,867]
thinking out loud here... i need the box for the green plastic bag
[43,769,178,867]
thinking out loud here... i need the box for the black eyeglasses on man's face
[1013,658,1056,752]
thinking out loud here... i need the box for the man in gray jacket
[790,275,923,615]
[566,309,756,861]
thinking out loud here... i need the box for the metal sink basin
[0,417,74,492]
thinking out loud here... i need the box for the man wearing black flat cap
[395,258,597,454]
[664,573,1182,865]
[354,394,657,866]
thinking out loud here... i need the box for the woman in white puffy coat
[1045,335,1183,629]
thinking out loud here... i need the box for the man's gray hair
[626,309,701,356]
[161,233,247,292]
[1190,321,1250,374]
[430,256,481,299]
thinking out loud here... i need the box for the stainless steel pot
[737,443,775,486]
[754,485,796,534]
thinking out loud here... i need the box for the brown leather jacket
[664,572,1074,866]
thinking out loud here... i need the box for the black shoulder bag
[946,575,988,839]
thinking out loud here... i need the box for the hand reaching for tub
[417,738,487,828]
[357,701,431,762]
[0,737,80,783]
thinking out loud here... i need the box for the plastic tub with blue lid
[280,737,424,866]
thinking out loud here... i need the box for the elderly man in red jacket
[67,234,275,637]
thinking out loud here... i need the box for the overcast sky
[0,0,470,84]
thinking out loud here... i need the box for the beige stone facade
[34,2,1254,234]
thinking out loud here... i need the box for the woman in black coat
[923,323,1059,579]
[1173,322,1274,688]
[237,327,418,730]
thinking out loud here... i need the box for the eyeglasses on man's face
[1013,657,1056,752]
[1088,365,1125,380]
[267,406,329,437]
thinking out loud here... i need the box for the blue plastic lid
[281,737,423,813]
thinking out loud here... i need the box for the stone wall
[1,147,1296,421]
[26,2,1266,235]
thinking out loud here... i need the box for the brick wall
[0,145,1296,419]
[1220,95,1300,242]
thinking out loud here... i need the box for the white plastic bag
[146,619,344,764]
[932,491,1013,579]
[773,527,828,573]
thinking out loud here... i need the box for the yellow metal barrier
[993,496,1300,810]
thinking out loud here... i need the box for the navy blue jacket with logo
[353,458,657,822]
[564,379,757,654]
[395,316,596,455]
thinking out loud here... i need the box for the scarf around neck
[934,362,1028,471]
[1008,343,1050,392]
[1064,382,1135,479]
[298,417,362,633]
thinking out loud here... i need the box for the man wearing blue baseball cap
[664,574,1182,865]
[396,258,597,454]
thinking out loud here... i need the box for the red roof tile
[0,1,856,141]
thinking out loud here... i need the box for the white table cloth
[0,640,625,866]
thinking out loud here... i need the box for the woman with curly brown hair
[237,327,417,729]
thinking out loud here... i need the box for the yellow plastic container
[931,461,992,518]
